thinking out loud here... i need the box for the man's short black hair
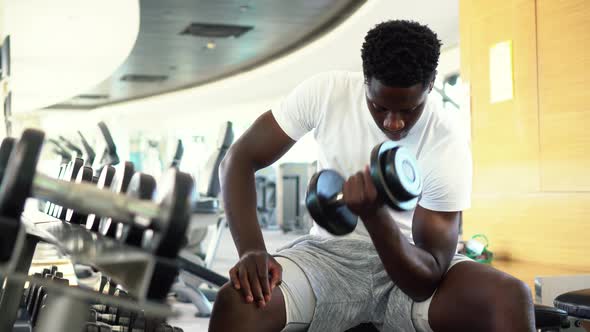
[361,20,442,88]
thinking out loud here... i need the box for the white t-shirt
[272,71,472,242]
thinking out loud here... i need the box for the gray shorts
[275,235,471,332]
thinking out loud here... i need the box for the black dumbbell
[131,312,167,332]
[54,158,85,220]
[43,164,66,216]
[117,173,156,246]
[86,322,114,332]
[155,323,174,332]
[66,165,95,224]
[305,141,422,235]
[86,165,116,232]
[0,129,194,259]
[26,267,58,315]
[98,161,135,238]
[31,277,69,327]
[24,272,46,313]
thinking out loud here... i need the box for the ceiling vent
[180,23,253,38]
[76,94,109,100]
[121,74,168,83]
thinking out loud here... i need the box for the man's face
[365,77,432,141]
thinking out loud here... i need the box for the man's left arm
[344,151,470,301]
[362,205,460,302]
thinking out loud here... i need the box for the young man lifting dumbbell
[209,20,535,332]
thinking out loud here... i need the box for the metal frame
[0,209,178,332]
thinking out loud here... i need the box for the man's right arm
[219,110,296,306]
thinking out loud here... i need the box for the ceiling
[73,0,460,133]
[49,0,365,109]
[4,0,139,113]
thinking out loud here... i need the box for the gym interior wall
[459,0,590,287]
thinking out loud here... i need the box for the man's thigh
[275,236,378,331]
[427,260,534,332]
[276,257,315,331]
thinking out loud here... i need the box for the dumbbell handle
[34,172,162,230]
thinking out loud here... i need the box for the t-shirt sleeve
[418,139,472,212]
[271,73,330,141]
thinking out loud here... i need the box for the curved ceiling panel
[50,0,364,109]
[85,0,460,130]
[6,0,139,112]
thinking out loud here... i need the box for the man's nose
[383,112,405,131]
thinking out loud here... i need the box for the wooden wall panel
[537,0,590,191]
[468,0,540,193]
[464,193,590,269]
[493,259,590,295]
[461,0,590,272]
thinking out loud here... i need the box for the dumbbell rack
[0,207,177,332]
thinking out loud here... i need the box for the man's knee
[210,283,286,332]
[489,276,534,320]
[495,276,532,306]
[213,283,246,316]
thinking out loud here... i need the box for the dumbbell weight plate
[86,165,116,232]
[369,141,422,211]
[45,164,66,216]
[0,137,16,181]
[117,173,156,246]
[66,166,94,224]
[99,161,135,238]
[306,169,357,235]
[142,170,194,258]
[383,147,422,201]
[52,161,72,218]
[0,129,44,219]
[55,158,84,220]
[155,323,174,332]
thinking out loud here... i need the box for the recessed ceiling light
[206,40,217,49]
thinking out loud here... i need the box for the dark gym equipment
[86,165,116,231]
[53,158,85,220]
[306,141,422,235]
[65,166,95,224]
[118,173,157,247]
[0,35,11,79]
[59,135,84,157]
[0,129,194,259]
[170,139,184,168]
[171,121,234,317]
[48,139,73,162]
[98,161,135,238]
[78,130,97,165]
[43,163,66,217]
[96,121,120,167]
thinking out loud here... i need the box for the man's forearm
[219,152,267,257]
[362,210,445,302]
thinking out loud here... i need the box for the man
[209,20,535,332]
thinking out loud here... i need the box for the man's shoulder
[425,99,468,142]
[418,99,471,169]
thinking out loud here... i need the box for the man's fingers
[248,266,266,308]
[363,166,378,201]
[257,260,272,303]
[229,267,241,290]
[238,267,253,303]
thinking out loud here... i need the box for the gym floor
[168,228,301,331]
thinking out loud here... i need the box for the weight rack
[0,205,178,332]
